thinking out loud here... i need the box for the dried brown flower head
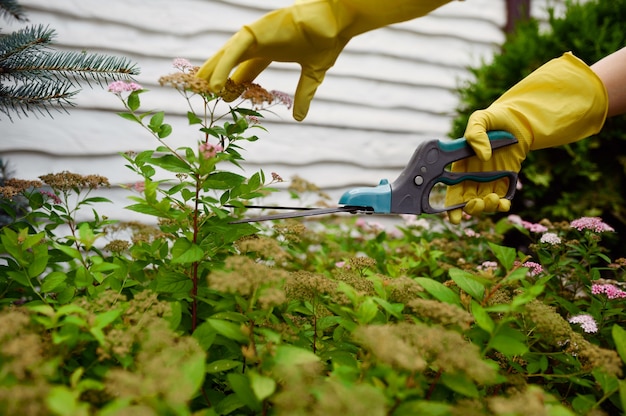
[39,171,109,192]
[0,178,43,199]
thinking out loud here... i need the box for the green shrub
[3,59,626,415]
[450,0,626,255]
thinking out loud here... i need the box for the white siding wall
[2,0,567,222]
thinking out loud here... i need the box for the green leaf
[490,333,528,357]
[127,91,141,111]
[273,345,320,366]
[612,325,626,364]
[372,297,404,318]
[178,348,206,399]
[488,242,517,270]
[27,247,49,277]
[205,171,246,190]
[74,266,94,287]
[415,277,461,306]
[54,243,83,260]
[592,368,619,395]
[158,124,172,138]
[440,372,479,398]
[249,371,276,401]
[619,379,626,414]
[206,359,242,374]
[46,386,80,415]
[356,297,379,324]
[571,394,595,414]
[149,111,164,131]
[171,238,204,264]
[192,321,217,350]
[149,154,190,173]
[93,309,121,330]
[215,394,245,415]
[41,271,67,293]
[449,268,484,300]
[156,271,193,295]
[208,318,248,343]
[227,373,262,412]
[471,300,494,334]
[117,112,141,123]
[187,111,203,125]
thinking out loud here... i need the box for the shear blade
[229,206,370,224]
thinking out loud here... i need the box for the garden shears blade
[230,130,518,223]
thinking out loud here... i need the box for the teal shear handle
[338,131,518,215]
[390,130,519,214]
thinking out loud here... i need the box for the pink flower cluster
[508,215,548,233]
[568,314,598,333]
[514,260,543,277]
[173,58,193,72]
[39,190,61,204]
[199,142,223,159]
[570,217,614,233]
[591,283,626,299]
[355,218,385,233]
[270,90,293,110]
[108,80,143,94]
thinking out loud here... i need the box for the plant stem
[190,175,201,332]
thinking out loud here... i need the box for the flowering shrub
[2,60,626,415]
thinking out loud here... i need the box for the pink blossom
[591,283,626,300]
[478,261,498,272]
[270,90,293,110]
[39,190,61,204]
[199,142,224,159]
[355,218,385,233]
[515,260,543,277]
[401,214,430,229]
[131,182,145,192]
[335,261,348,269]
[108,80,143,93]
[568,314,598,333]
[507,215,547,233]
[570,217,614,233]
[464,228,479,238]
[173,58,193,72]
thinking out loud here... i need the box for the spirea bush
[2,59,626,416]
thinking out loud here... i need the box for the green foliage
[0,4,139,119]
[450,0,626,250]
[2,61,626,415]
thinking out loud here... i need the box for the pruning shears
[230,130,518,223]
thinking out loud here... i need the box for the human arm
[196,0,454,121]
[591,46,626,117]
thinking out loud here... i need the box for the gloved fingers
[464,110,496,161]
[197,30,256,93]
[448,208,463,225]
[464,197,485,216]
[293,65,328,121]
[230,58,272,86]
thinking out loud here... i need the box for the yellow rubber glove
[197,0,453,121]
[446,52,608,224]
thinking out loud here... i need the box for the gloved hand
[445,52,608,224]
[197,0,453,121]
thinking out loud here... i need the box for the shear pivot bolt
[414,176,424,186]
